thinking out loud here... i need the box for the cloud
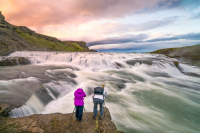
[96,44,152,51]
[91,39,200,53]
[145,32,200,42]
[156,0,200,10]
[0,0,178,27]
[88,34,148,46]
[102,16,178,34]
[190,12,200,20]
[88,32,200,47]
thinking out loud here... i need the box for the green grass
[16,29,74,51]
[69,43,83,51]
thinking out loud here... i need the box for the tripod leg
[104,102,106,117]
[83,107,88,121]
[70,107,76,122]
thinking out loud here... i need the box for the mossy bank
[0,11,96,56]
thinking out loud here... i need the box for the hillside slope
[150,44,200,66]
[150,44,200,57]
[0,11,96,56]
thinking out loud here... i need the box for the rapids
[0,51,200,133]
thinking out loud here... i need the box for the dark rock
[182,72,200,77]
[116,83,126,89]
[115,62,123,68]
[16,26,36,36]
[175,56,200,67]
[89,49,97,52]
[0,102,15,117]
[0,11,5,24]
[174,61,179,68]
[0,57,31,66]
[126,59,153,66]
[145,71,171,78]
[0,102,9,115]
[86,87,94,95]
[0,11,12,30]
[18,57,31,65]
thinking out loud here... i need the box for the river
[0,51,200,133]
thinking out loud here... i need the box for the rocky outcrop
[126,59,153,66]
[0,102,10,116]
[0,103,14,117]
[64,41,89,50]
[150,44,200,57]
[0,57,31,66]
[0,106,123,133]
[89,49,98,52]
[0,11,12,30]
[150,44,200,67]
[0,12,97,56]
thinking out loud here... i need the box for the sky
[0,0,200,52]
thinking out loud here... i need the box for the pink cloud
[0,0,171,27]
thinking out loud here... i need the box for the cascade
[0,51,200,133]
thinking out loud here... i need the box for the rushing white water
[1,51,200,133]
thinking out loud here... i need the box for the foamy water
[0,51,200,133]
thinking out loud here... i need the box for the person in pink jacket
[74,87,86,121]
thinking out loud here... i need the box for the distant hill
[0,11,97,56]
[150,44,200,66]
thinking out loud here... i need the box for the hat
[79,86,83,89]
[101,85,105,87]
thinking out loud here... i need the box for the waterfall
[0,51,199,133]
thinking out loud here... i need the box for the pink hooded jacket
[74,88,86,106]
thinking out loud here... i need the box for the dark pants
[75,105,84,121]
[93,98,104,117]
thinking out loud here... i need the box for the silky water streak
[0,51,199,133]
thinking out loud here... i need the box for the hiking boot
[99,116,103,120]
[79,119,82,122]
[93,116,96,120]
[76,118,79,121]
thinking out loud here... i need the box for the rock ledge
[0,105,123,133]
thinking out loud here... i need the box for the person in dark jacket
[93,85,108,120]
[74,87,86,121]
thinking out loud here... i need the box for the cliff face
[0,105,123,133]
[150,44,200,66]
[0,11,96,56]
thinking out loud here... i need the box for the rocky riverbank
[150,44,200,67]
[0,57,31,66]
[0,11,97,56]
[0,102,123,133]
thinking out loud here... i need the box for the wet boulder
[0,102,14,117]
[126,59,153,66]
[0,57,31,66]
[116,83,126,90]
[115,62,123,68]
[174,61,179,68]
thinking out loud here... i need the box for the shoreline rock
[150,44,200,67]
[0,105,123,133]
[0,102,11,117]
[0,56,31,66]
